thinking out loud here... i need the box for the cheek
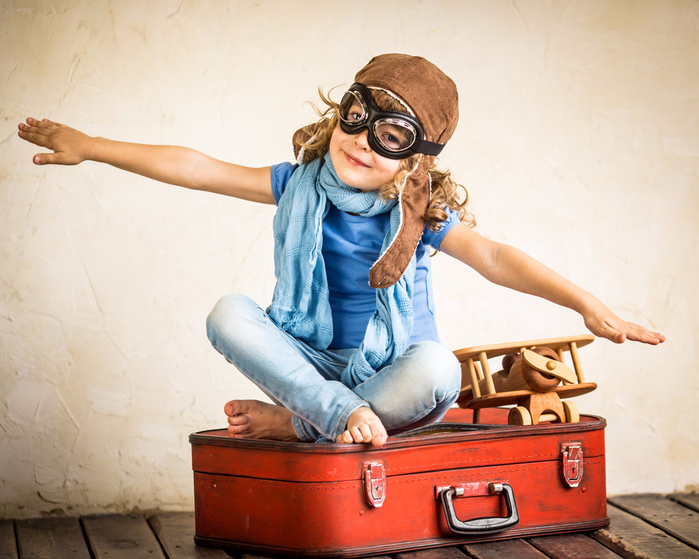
[328,127,344,168]
[330,124,347,149]
[376,158,401,179]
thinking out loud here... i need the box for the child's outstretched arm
[17,117,274,204]
[440,223,665,345]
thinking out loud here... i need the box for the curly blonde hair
[297,87,475,231]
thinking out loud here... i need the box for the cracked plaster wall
[1,0,697,517]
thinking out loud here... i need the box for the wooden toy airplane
[454,335,597,426]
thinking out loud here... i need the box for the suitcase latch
[561,442,584,488]
[363,461,386,507]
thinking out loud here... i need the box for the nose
[353,129,371,151]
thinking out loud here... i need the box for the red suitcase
[190,407,608,557]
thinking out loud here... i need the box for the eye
[347,103,364,122]
[375,120,415,151]
[383,132,399,146]
[378,125,409,150]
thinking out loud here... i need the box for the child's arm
[17,118,274,204]
[440,223,665,345]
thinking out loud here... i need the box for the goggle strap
[412,137,446,156]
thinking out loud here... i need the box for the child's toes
[359,424,373,443]
[337,430,351,444]
[372,431,388,446]
[370,423,388,446]
[227,414,248,426]
[350,426,365,443]
[223,400,238,416]
[228,424,246,436]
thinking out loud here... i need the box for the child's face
[329,124,401,191]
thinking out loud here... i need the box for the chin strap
[369,156,432,288]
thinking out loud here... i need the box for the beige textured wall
[1,0,697,517]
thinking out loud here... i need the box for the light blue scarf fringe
[269,152,415,388]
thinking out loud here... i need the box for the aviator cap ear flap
[356,54,459,288]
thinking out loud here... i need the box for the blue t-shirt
[271,162,459,349]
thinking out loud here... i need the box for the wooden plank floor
[1,494,698,559]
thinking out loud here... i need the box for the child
[18,53,664,448]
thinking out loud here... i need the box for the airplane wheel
[563,400,580,423]
[509,406,532,426]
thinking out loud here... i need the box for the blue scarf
[269,152,416,388]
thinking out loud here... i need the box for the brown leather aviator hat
[295,53,459,288]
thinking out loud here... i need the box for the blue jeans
[206,294,461,442]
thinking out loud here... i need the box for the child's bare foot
[336,406,388,447]
[223,400,300,441]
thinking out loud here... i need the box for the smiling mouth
[343,151,369,168]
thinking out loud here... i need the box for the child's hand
[18,118,94,166]
[582,298,666,345]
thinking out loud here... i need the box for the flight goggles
[338,83,446,160]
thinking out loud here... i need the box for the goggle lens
[339,91,367,126]
[374,119,416,152]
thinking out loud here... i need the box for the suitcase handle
[440,483,519,535]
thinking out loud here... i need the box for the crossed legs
[206,294,461,446]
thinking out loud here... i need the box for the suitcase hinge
[561,442,584,488]
[363,461,386,507]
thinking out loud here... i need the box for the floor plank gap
[462,539,548,559]
[16,517,92,559]
[148,512,231,558]
[82,513,167,559]
[669,493,699,514]
[396,548,470,558]
[0,520,18,559]
[527,532,623,558]
[592,503,699,559]
[78,517,98,559]
[608,494,699,551]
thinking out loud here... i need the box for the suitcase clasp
[561,442,584,487]
[363,461,386,507]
